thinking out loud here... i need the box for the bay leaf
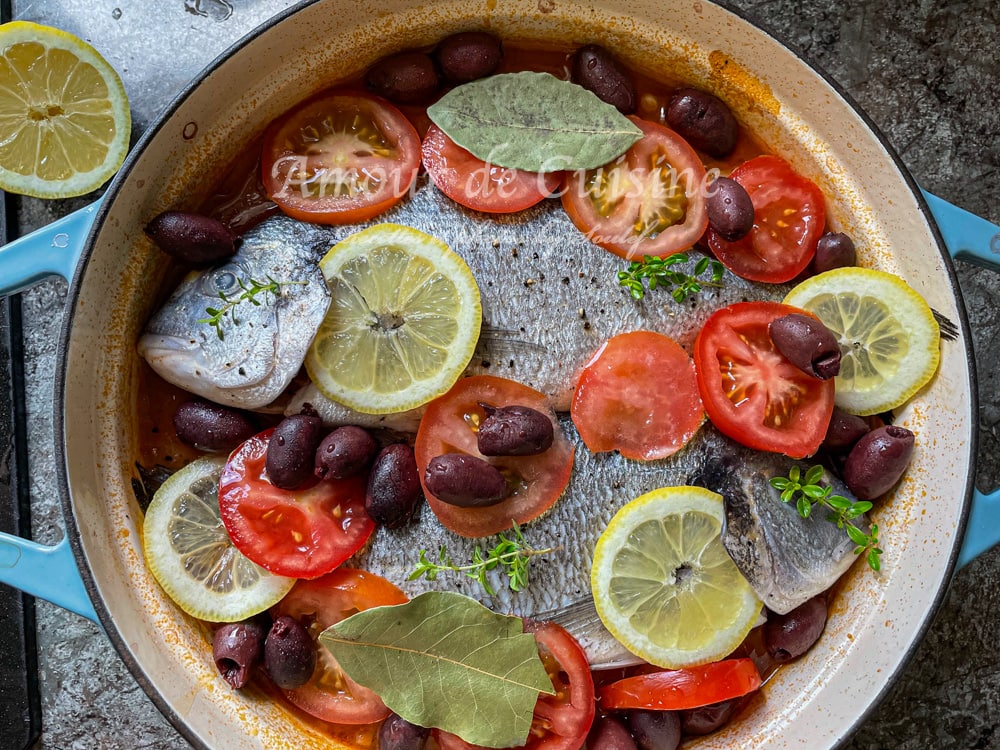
[319,590,554,748]
[427,71,643,172]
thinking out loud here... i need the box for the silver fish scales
[141,181,866,666]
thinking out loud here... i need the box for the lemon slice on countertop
[0,21,131,198]
[306,223,482,414]
[143,456,295,622]
[591,486,761,669]
[783,267,940,416]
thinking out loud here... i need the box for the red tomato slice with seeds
[262,91,420,224]
[415,376,574,538]
[561,117,708,260]
[598,658,761,711]
[707,155,825,283]
[272,569,408,724]
[422,124,562,213]
[693,301,834,458]
[571,331,704,460]
[218,429,374,579]
[435,620,595,750]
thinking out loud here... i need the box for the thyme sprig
[198,275,305,340]
[409,524,555,595]
[617,253,725,302]
[770,465,883,571]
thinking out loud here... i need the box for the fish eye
[204,268,241,296]
[214,271,237,291]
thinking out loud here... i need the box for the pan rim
[48,1,979,748]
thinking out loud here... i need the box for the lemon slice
[143,456,295,622]
[783,267,940,416]
[0,21,131,198]
[591,486,761,669]
[306,223,482,414]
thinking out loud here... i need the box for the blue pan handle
[923,191,1000,568]
[0,199,101,295]
[0,200,100,622]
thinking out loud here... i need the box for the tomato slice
[561,117,708,260]
[435,620,595,750]
[598,658,761,711]
[272,569,408,724]
[262,91,420,224]
[571,331,704,460]
[218,430,374,578]
[422,124,562,213]
[415,376,574,538]
[693,302,835,458]
[707,155,825,283]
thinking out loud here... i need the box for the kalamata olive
[378,713,430,750]
[315,425,378,480]
[681,698,740,736]
[435,31,502,83]
[212,619,267,689]
[266,413,325,489]
[424,453,509,508]
[477,403,554,456]
[263,615,316,690]
[627,709,681,750]
[769,313,842,380]
[365,51,439,104]
[570,44,637,114]
[366,444,423,528]
[842,424,915,500]
[823,408,870,453]
[763,595,828,663]
[173,400,257,452]
[665,88,739,158]
[811,232,856,275]
[144,210,237,264]
[706,177,754,241]
[589,716,638,750]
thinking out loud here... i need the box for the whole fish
[142,182,864,668]
[138,218,331,409]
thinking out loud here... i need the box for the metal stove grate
[0,191,42,748]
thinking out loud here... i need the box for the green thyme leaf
[409,524,555,595]
[617,254,725,302]
[197,275,306,340]
[771,465,883,571]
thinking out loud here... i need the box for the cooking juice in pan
[135,33,937,749]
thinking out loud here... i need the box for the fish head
[138,217,331,409]
[691,431,868,615]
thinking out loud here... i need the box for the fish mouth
[137,332,271,399]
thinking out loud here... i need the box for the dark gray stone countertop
[7,0,999,748]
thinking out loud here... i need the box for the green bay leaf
[427,71,643,172]
[319,591,554,748]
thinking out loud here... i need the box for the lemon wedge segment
[0,21,131,198]
[591,486,761,669]
[783,267,940,415]
[306,223,482,414]
[143,456,295,622]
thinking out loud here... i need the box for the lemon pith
[0,21,131,198]
[783,267,940,416]
[143,456,294,622]
[306,223,482,414]
[591,486,761,668]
